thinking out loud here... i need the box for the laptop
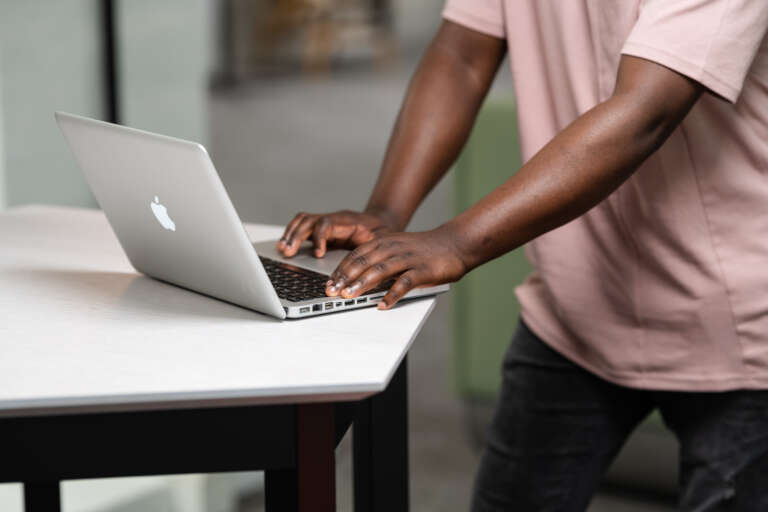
[55,112,448,319]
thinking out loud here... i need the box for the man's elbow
[612,55,704,152]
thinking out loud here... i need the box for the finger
[278,213,307,251]
[326,242,385,296]
[326,223,359,250]
[379,269,425,309]
[339,254,412,299]
[333,239,410,293]
[311,217,332,258]
[330,238,406,284]
[284,215,317,257]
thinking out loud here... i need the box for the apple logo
[150,196,176,231]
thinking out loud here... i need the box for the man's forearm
[364,21,506,230]
[445,56,703,271]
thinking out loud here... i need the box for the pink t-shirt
[443,0,768,391]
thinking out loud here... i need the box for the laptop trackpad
[252,239,349,276]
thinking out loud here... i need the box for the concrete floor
[209,62,676,512]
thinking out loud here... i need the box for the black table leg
[265,468,298,511]
[354,356,409,511]
[297,403,335,511]
[24,481,60,512]
[265,403,335,512]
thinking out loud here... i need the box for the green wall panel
[453,97,532,399]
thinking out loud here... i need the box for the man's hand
[324,225,468,309]
[277,210,399,258]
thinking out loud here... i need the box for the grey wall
[392,0,445,52]
[0,0,104,209]
[0,54,6,209]
[0,0,210,210]
[117,0,210,143]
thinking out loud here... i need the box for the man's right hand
[276,210,398,258]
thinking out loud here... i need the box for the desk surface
[0,206,435,417]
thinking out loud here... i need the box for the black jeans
[471,320,768,512]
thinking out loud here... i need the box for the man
[277,1,768,510]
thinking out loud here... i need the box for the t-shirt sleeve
[621,0,768,103]
[442,0,505,39]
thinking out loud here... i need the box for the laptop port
[356,298,367,304]
[312,304,322,312]
[325,302,334,310]
[344,300,354,306]
[336,302,342,307]
[299,306,310,314]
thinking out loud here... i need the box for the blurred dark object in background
[212,0,397,86]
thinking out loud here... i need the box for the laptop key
[260,256,396,304]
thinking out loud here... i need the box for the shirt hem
[442,5,505,40]
[520,310,767,392]
[621,41,740,103]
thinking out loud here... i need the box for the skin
[277,20,703,310]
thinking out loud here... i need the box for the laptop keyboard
[259,256,391,304]
[259,256,330,302]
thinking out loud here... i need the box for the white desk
[0,206,435,512]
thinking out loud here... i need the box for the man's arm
[277,21,506,257]
[326,55,704,307]
[364,20,507,230]
[447,55,703,268]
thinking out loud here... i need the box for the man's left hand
[325,225,468,309]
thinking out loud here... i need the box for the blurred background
[0,1,680,511]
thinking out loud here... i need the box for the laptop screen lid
[55,111,286,319]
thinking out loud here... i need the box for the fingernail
[326,280,333,286]
[343,283,360,296]
[328,283,340,294]
[378,302,387,310]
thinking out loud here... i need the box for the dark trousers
[471,320,768,512]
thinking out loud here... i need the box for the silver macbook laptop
[55,112,448,319]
